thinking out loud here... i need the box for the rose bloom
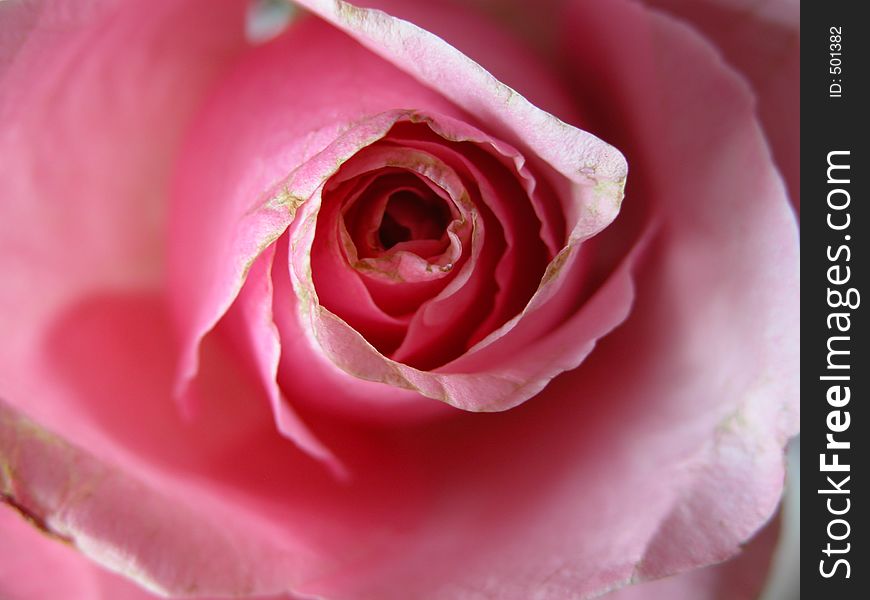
[0,0,798,599]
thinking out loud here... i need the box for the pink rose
[0,0,798,598]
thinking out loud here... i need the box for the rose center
[378,190,450,250]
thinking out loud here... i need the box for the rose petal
[312,144,474,338]
[293,0,627,241]
[1,502,302,600]
[351,0,586,124]
[0,394,315,597]
[274,107,632,411]
[0,0,247,492]
[372,134,553,356]
[641,0,800,210]
[601,512,781,599]
[426,0,798,212]
[169,15,471,418]
[552,0,799,590]
[221,243,349,479]
[1,501,294,600]
[172,3,629,414]
[1,503,101,599]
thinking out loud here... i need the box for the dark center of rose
[377,190,451,250]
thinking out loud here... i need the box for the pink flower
[0,0,798,599]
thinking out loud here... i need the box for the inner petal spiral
[378,190,450,250]
[342,173,456,263]
[310,119,555,370]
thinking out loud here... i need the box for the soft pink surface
[0,497,778,600]
[0,0,245,441]
[643,0,800,210]
[0,501,289,600]
[0,0,798,599]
